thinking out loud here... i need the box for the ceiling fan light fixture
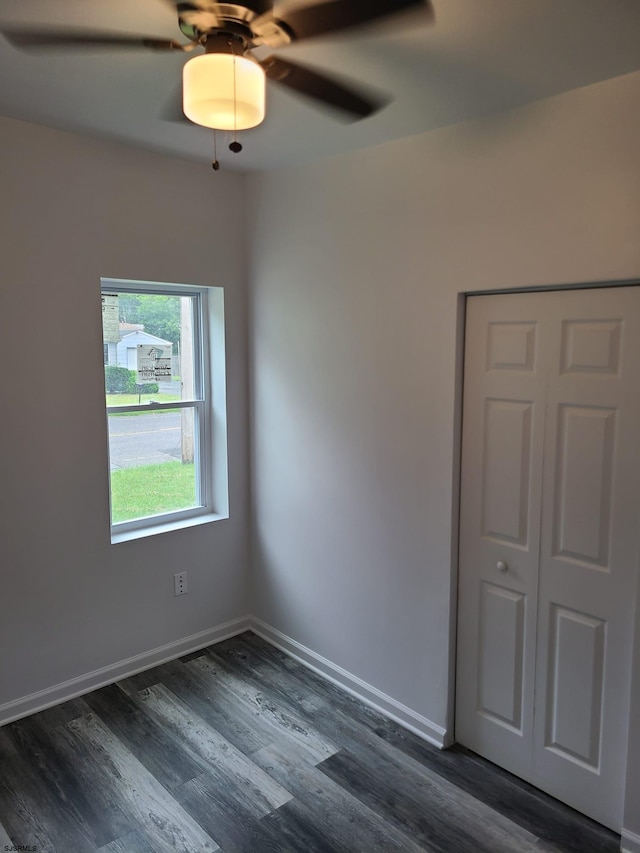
[182,52,266,131]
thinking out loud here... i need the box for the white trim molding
[1,615,448,750]
[0,616,251,727]
[622,828,640,853]
[251,618,448,749]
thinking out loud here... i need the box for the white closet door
[532,287,640,829]
[456,292,547,781]
[456,286,640,831]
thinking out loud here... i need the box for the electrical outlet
[174,571,188,596]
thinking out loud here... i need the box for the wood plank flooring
[0,632,621,852]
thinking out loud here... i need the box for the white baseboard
[1,614,448,751]
[250,617,448,749]
[622,828,640,853]
[0,616,251,726]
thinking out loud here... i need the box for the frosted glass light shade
[183,53,266,130]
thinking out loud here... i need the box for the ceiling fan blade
[273,0,433,42]
[262,56,387,120]
[1,28,185,52]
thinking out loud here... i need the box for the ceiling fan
[1,1,434,150]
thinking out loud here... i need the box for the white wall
[0,118,250,712]
[247,70,640,828]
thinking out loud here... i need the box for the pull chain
[212,128,220,171]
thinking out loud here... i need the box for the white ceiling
[1,0,640,172]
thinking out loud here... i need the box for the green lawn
[111,461,196,523]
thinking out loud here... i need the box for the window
[101,279,228,541]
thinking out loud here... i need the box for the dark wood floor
[0,632,621,852]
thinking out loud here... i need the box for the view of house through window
[101,281,211,531]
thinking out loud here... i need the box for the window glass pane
[108,409,199,523]
[100,280,219,535]
[102,292,199,404]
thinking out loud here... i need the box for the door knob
[497,561,508,572]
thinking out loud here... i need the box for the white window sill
[111,511,227,544]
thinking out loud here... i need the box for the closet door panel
[533,287,640,831]
[456,294,547,781]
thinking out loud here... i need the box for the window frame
[101,278,226,542]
